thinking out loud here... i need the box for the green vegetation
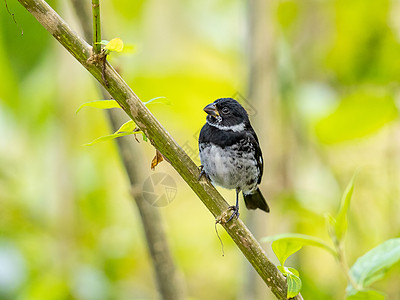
[1,0,399,299]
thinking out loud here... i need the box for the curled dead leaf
[151,149,164,170]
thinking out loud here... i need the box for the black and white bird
[198,98,269,222]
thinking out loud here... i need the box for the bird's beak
[203,103,219,117]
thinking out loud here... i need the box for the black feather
[243,188,269,212]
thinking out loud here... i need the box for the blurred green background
[1,0,400,299]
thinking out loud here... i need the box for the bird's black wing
[198,123,216,152]
[246,126,263,184]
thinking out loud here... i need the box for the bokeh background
[1,0,400,299]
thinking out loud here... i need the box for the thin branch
[69,0,91,41]
[4,0,23,35]
[91,0,101,53]
[69,2,185,299]
[17,0,303,298]
[336,242,361,291]
[108,109,186,300]
[244,0,278,298]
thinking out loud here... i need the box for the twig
[214,222,225,257]
[113,109,186,300]
[69,0,91,41]
[101,53,108,86]
[69,2,185,299]
[16,1,303,298]
[336,242,361,291]
[3,0,23,35]
[91,0,101,53]
[89,0,108,86]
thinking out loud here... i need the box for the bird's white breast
[199,143,259,192]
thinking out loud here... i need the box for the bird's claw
[227,205,240,223]
[198,165,210,181]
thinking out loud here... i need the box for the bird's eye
[221,107,229,114]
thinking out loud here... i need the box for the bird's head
[203,98,249,129]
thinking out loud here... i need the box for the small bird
[198,98,269,222]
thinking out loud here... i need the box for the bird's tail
[243,188,270,213]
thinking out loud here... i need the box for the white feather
[206,121,246,132]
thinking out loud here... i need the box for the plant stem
[336,242,360,291]
[69,0,91,41]
[108,109,186,300]
[16,0,303,298]
[91,0,101,53]
[69,2,186,299]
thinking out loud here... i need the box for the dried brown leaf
[151,149,164,170]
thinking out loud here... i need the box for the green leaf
[334,173,357,242]
[76,96,165,114]
[277,265,286,274]
[76,100,120,113]
[262,233,336,266]
[278,266,300,277]
[347,238,400,294]
[287,267,300,277]
[116,120,135,133]
[346,290,385,300]
[83,131,134,146]
[325,214,337,242]
[286,273,302,298]
[98,40,109,46]
[271,239,302,267]
[141,132,148,142]
[143,96,170,106]
[84,120,143,146]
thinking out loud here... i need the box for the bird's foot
[226,205,240,223]
[198,165,210,181]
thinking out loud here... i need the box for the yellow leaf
[105,38,124,52]
[116,120,136,133]
[121,44,135,54]
[76,100,120,114]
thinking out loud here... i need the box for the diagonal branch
[17,0,303,299]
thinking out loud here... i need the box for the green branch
[91,0,101,53]
[17,0,303,298]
